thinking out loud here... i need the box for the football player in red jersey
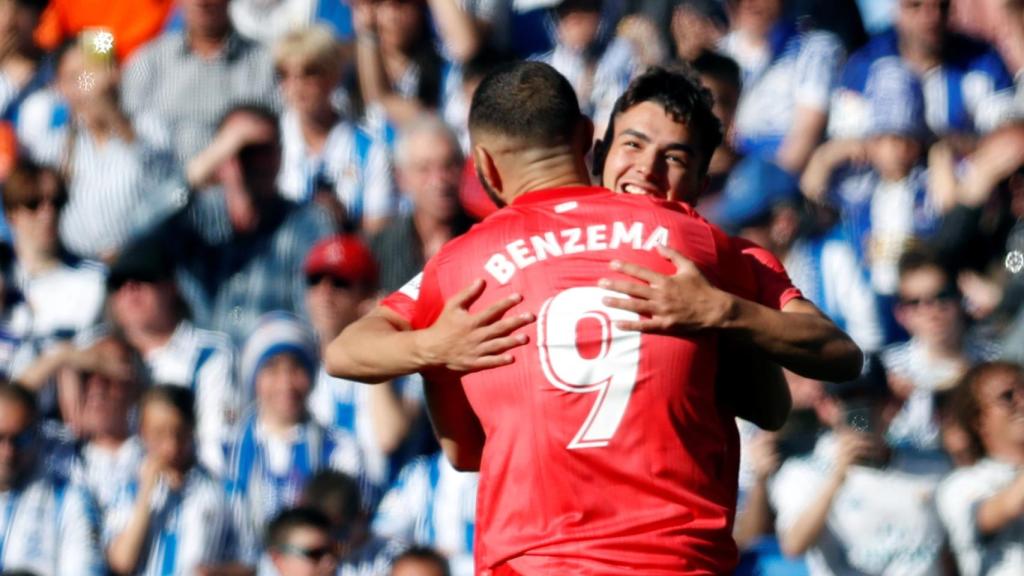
[325,62,861,575]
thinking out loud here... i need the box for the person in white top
[0,382,105,575]
[936,361,1024,576]
[305,235,425,495]
[1,160,105,386]
[273,25,396,233]
[105,385,243,576]
[770,355,950,575]
[107,237,239,476]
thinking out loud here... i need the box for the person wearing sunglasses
[106,236,239,477]
[266,507,339,576]
[0,382,104,575]
[881,250,1001,457]
[0,160,105,397]
[305,235,425,501]
[937,361,1024,576]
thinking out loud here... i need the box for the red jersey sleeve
[379,273,423,324]
[410,258,445,330]
[733,238,805,310]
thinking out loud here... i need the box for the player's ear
[575,116,595,158]
[473,145,502,195]
[592,138,606,178]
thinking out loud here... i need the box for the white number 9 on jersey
[537,286,642,450]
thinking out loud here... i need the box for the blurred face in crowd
[6,169,64,256]
[376,0,424,53]
[896,264,963,348]
[672,7,726,62]
[397,129,463,223]
[391,557,448,576]
[974,366,1024,455]
[557,7,601,53]
[699,72,740,174]
[868,134,920,182]
[79,339,139,440]
[897,0,950,56]
[734,0,783,37]
[601,101,707,205]
[110,280,180,337]
[0,0,42,54]
[0,395,35,491]
[140,399,194,473]
[271,526,338,576]
[217,110,282,203]
[183,0,230,39]
[257,353,312,426]
[278,56,339,119]
[306,274,368,343]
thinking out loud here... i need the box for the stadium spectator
[535,0,637,131]
[370,117,473,293]
[803,59,940,301]
[0,0,48,124]
[19,39,182,261]
[120,0,278,166]
[106,236,239,476]
[63,334,144,512]
[770,354,950,574]
[104,385,241,575]
[273,25,396,233]
[301,470,406,576]
[882,251,1001,455]
[163,104,335,346]
[719,0,845,173]
[305,235,426,496]
[714,156,885,354]
[936,361,1024,576]
[265,506,340,576]
[0,160,105,380]
[390,546,451,576]
[349,0,446,128]
[226,313,364,564]
[691,49,743,204]
[830,0,1017,139]
[0,382,104,575]
[669,0,729,63]
[373,454,477,576]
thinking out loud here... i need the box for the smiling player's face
[601,102,706,205]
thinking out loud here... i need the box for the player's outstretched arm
[600,246,863,382]
[324,279,536,383]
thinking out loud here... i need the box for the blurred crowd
[0,0,1022,575]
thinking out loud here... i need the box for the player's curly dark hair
[593,65,723,178]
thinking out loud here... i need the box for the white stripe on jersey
[103,466,237,576]
[0,467,104,576]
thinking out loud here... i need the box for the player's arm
[601,246,863,382]
[423,373,486,471]
[719,338,791,431]
[324,279,535,383]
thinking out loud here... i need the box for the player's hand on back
[599,246,732,334]
[415,279,536,373]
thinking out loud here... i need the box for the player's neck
[505,157,593,203]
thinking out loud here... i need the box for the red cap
[304,235,377,286]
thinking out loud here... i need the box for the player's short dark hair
[951,361,1024,459]
[0,382,37,419]
[554,0,602,18]
[266,506,333,550]
[216,103,281,144]
[301,470,362,526]
[595,65,723,177]
[140,385,196,429]
[468,61,582,148]
[692,50,742,92]
[392,546,451,576]
[2,159,66,213]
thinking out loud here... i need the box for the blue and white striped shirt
[103,466,238,576]
[372,454,477,576]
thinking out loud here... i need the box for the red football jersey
[386,187,791,575]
